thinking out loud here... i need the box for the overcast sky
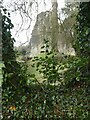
[3,0,65,46]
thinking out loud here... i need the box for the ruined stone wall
[30,11,75,57]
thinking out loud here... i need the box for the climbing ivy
[64,2,90,87]
[2,8,28,88]
[2,9,29,119]
[75,2,90,56]
[75,2,90,85]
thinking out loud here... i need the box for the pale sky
[3,0,65,46]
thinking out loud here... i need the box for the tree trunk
[51,0,59,52]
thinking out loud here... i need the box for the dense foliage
[75,2,90,86]
[2,9,29,119]
[2,2,90,120]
